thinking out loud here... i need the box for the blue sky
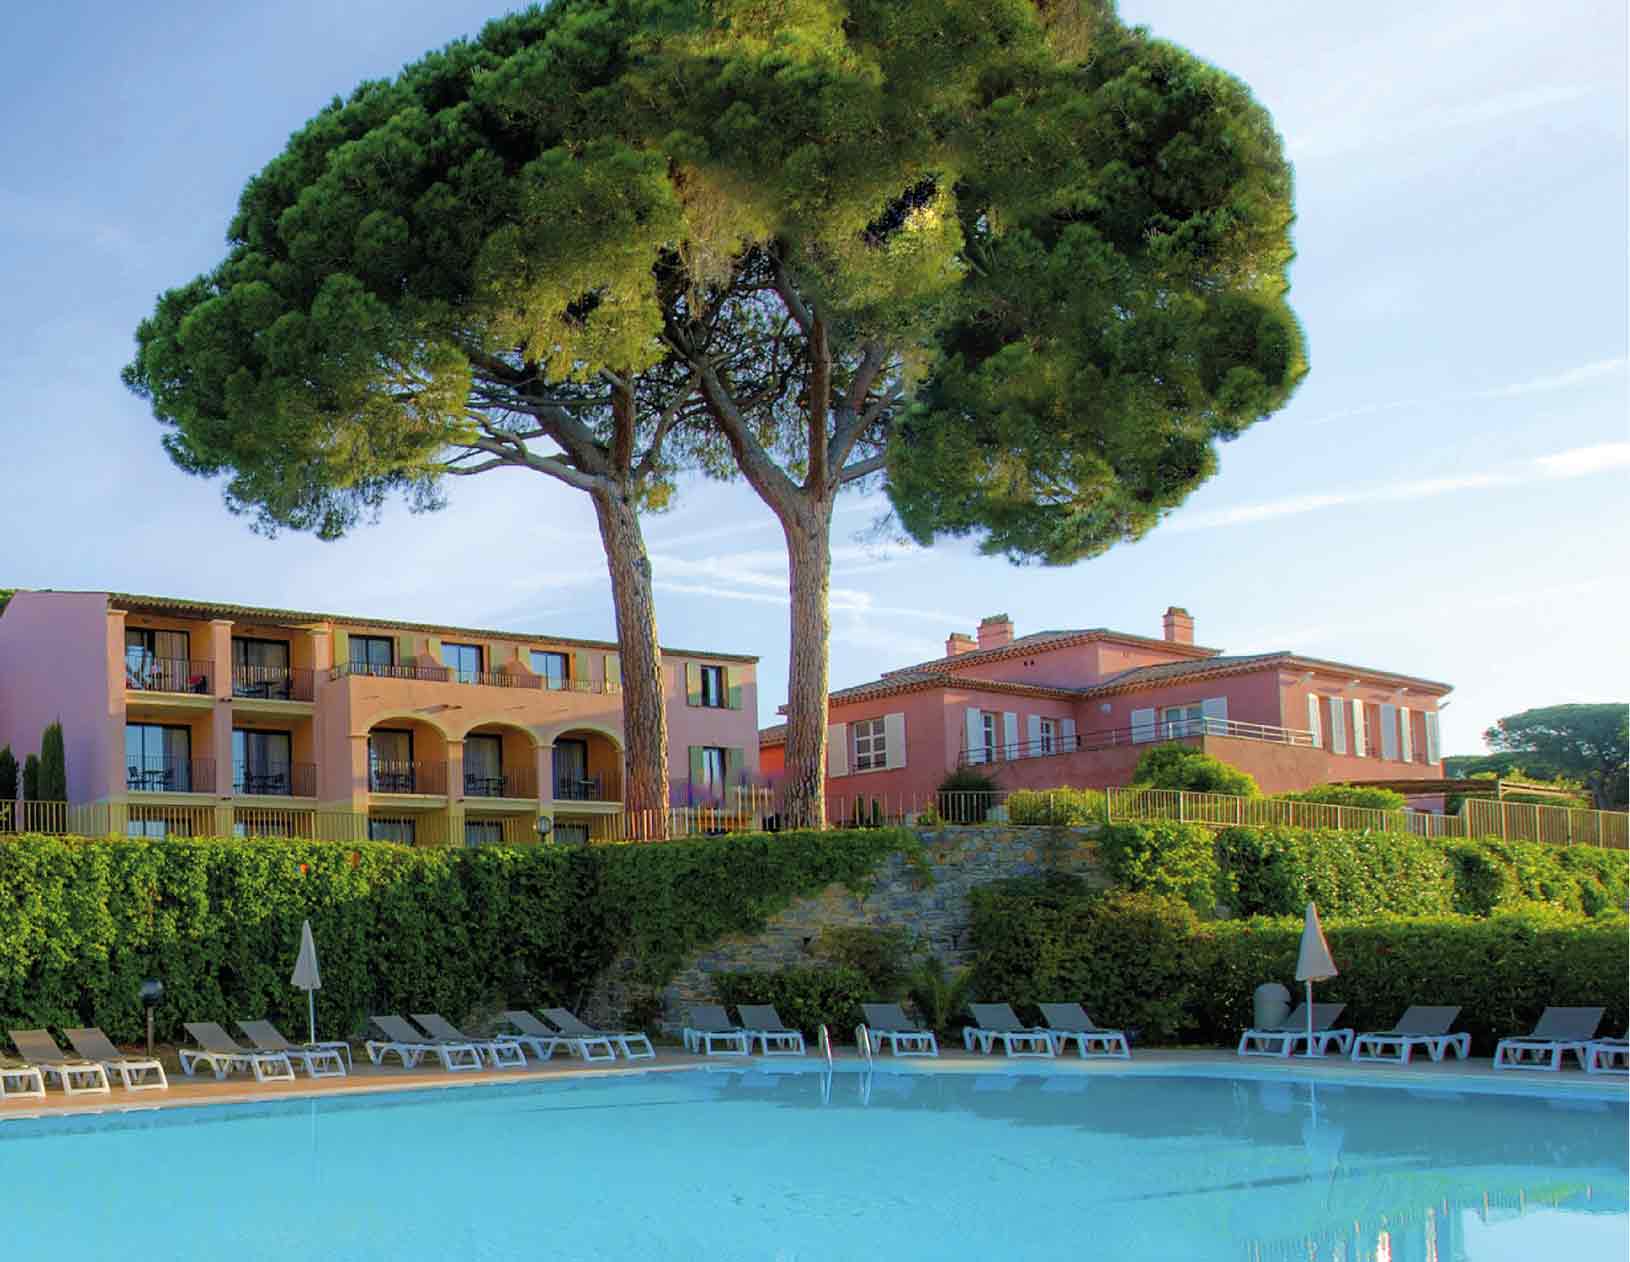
[0,0,1624,755]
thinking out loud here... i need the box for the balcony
[331,661,616,692]
[553,767,622,803]
[231,664,315,703]
[368,760,448,796]
[233,761,317,797]
[958,718,1316,768]
[463,765,539,800]
[125,657,212,696]
[127,756,216,794]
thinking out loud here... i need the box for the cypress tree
[22,754,40,802]
[39,720,67,802]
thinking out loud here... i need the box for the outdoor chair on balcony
[1039,1003,1131,1059]
[178,1022,296,1083]
[1237,1003,1353,1058]
[63,1027,169,1090]
[1584,1035,1628,1075]
[1492,1007,1604,1071]
[682,1005,750,1056]
[860,1003,938,1057]
[1349,1006,1469,1065]
[464,774,509,798]
[365,1015,482,1072]
[735,1005,806,1056]
[410,1014,527,1069]
[237,1020,349,1077]
[540,1007,654,1061]
[964,1004,1056,1058]
[8,1029,111,1095]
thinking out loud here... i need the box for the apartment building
[0,590,758,844]
[760,608,1451,802]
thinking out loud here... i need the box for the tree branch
[837,453,888,483]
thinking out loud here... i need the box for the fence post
[1177,790,1186,822]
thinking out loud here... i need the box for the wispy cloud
[1170,442,1630,532]
[1304,357,1626,427]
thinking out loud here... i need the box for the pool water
[1,1069,1623,1260]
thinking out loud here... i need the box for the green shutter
[724,746,744,786]
[572,651,589,692]
[685,662,702,707]
[331,630,349,671]
[604,653,621,691]
[726,667,743,711]
[397,633,416,664]
[426,635,442,664]
[688,746,705,786]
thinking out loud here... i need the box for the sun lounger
[64,1027,169,1089]
[1349,1006,1469,1065]
[0,1058,46,1101]
[237,1020,348,1077]
[411,1014,527,1069]
[8,1028,112,1095]
[1584,1036,1628,1075]
[365,1015,483,1072]
[1493,1007,1604,1071]
[860,1003,938,1057]
[497,1010,568,1061]
[179,1022,296,1082]
[735,1005,807,1056]
[1237,1003,1353,1058]
[964,1004,1055,1058]
[682,1005,750,1056]
[1039,1003,1131,1059]
[541,1007,655,1061]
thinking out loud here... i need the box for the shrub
[1097,822,1224,914]
[810,925,923,998]
[0,746,17,802]
[711,965,871,1037]
[936,767,998,823]
[1132,744,1260,796]
[39,721,66,803]
[1006,786,1105,825]
[1276,785,1407,811]
[906,955,976,1034]
[1215,826,1454,918]
[21,754,39,801]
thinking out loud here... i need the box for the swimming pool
[2,1068,1623,1260]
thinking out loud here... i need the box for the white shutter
[1400,707,1414,762]
[1425,711,1441,764]
[1306,694,1322,748]
[1026,714,1042,757]
[1329,697,1347,754]
[1350,699,1366,757]
[1379,703,1399,761]
[965,708,985,764]
[1131,708,1157,743]
[1002,712,1019,760]
[826,722,849,777]
[883,712,907,770]
[1061,718,1077,752]
[1201,696,1228,734]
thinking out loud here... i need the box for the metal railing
[367,760,448,795]
[231,664,315,702]
[957,718,1316,767]
[126,803,218,837]
[233,761,317,797]
[332,662,617,692]
[126,756,216,794]
[553,768,623,803]
[463,765,539,799]
[125,657,213,695]
[332,661,453,683]
[0,800,69,833]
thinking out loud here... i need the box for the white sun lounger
[411,1014,527,1069]
[180,1022,296,1082]
[1039,1003,1131,1059]
[1493,1007,1604,1071]
[0,1058,46,1101]
[682,1005,749,1056]
[860,1003,938,1057]
[541,1007,655,1061]
[237,1020,348,1077]
[1584,1036,1628,1075]
[64,1027,170,1090]
[1237,1003,1353,1058]
[9,1028,112,1095]
[497,1010,568,1061]
[735,1005,807,1056]
[1349,1006,1469,1064]
[365,1015,482,1072]
[965,1004,1055,1058]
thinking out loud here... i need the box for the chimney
[977,614,1014,651]
[1162,606,1194,645]
[945,632,976,657]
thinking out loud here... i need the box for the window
[553,820,591,846]
[1039,718,1056,755]
[233,729,292,796]
[368,729,414,792]
[531,650,569,690]
[126,723,192,792]
[853,718,887,771]
[553,738,591,799]
[1162,704,1203,738]
[464,734,504,797]
[368,817,416,844]
[442,641,482,684]
[349,635,394,676]
[464,819,504,847]
[980,713,998,763]
[232,637,291,697]
[699,664,726,708]
[128,814,192,839]
[697,746,727,792]
[125,628,195,692]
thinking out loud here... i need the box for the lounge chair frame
[1038,1003,1130,1059]
[860,1004,938,1057]
[965,1004,1056,1058]
[1493,1007,1604,1072]
[1349,1007,1469,1065]
[541,1007,655,1061]
[179,1022,296,1083]
[1237,1004,1353,1058]
[236,1020,348,1078]
[411,1014,527,1069]
[365,1015,482,1072]
[682,1005,750,1056]
[497,1011,566,1062]
[1,1063,46,1101]
[9,1029,113,1095]
[1584,1038,1628,1075]
[734,1005,807,1056]
[64,1027,170,1090]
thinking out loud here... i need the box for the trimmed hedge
[1276,785,1407,811]
[712,965,872,1038]
[0,828,910,1041]
[968,887,1630,1052]
[1006,787,1105,826]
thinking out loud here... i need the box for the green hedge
[0,828,909,1042]
[711,965,872,1038]
[1276,785,1407,811]
[1006,787,1105,826]
[968,887,1630,1051]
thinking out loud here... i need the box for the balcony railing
[368,760,448,795]
[957,718,1316,767]
[231,665,315,702]
[553,767,622,803]
[126,756,216,794]
[463,765,539,799]
[334,662,453,683]
[126,657,212,695]
[233,761,317,797]
[331,661,616,692]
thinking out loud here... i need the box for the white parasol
[290,919,322,1045]
[1294,902,1337,1059]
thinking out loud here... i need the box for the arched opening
[462,721,540,800]
[550,727,624,803]
[365,717,449,796]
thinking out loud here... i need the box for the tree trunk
[781,497,835,830]
[592,487,669,838]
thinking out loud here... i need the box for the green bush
[39,721,66,803]
[810,925,922,998]
[1097,822,1224,914]
[1216,826,1455,918]
[21,754,38,801]
[0,745,17,804]
[1276,785,1407,811]
[906,954,976,1034]
[1006,787,1105,825]
[1132,743,1259,796]
[936,768,999,823]
[711,965,871,1037]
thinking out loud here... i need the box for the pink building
[760,609,1450,805]
[0,589,759,843]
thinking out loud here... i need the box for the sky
[0,0,1624,755]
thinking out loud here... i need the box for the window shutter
[1329,697,1347,754]
[724,747,744,787]
[965,709,984,764]
[604,653,621,691]
[1061,718,1077,752]
[1379,703,1399,760]
[685,662,702,707]
[883,712,906,770]
[1026,714,1042,756]
[331,630,349,670]
[569,651,587,691]
[1424,711,1441,764]
[1002,712,1019,760]
[1350,698,1366,757]
[1130,708,1157,743]
[1400,707,1413,762]
[687,746,705,789]
[1201,697,1228,733]
[826,723,849,777]
[397,633,416,664]
[1306,694,1322,748]
[726,667,744,711]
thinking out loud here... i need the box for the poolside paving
[2,1042,1623,1121]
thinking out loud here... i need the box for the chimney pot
[976,615,1014,651]
[1162,606,1194,645]
[945,632,976,657]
